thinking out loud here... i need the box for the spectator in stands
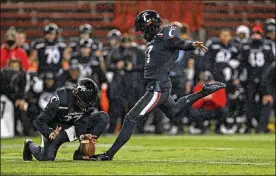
[167,22,195,134]
[105,39,127,133]
[38,72,57,110]
[0,59,34,135]
[16,29,31,56]
[264,18,276,42]
[190,71,228,134]
[239,26,275,133]
[56,59,81,88]
[1,27,29,71]
[121,34,147,133]
[69,23,92,57]
[71,38,106,87]
[264,18,275,56]
[29,23,68,75]
[69,24,103,58]
[257,62,275,133]
[232,25,250,49]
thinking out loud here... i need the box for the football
[79,136,96,157]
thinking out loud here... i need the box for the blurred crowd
[0,18,275,136]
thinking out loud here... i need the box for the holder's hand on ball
[80,134,98,144]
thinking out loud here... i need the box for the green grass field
[1,134,275,175]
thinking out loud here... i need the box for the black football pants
[245,81,262,129]
[29,111,109,161]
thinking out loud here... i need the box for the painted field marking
[1,156,274,166]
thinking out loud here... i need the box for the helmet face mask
[75,90,94,112]
[73,78,99,112]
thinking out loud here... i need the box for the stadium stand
[1,1,115,42]
[1,1,275,42]
[203,1,275,36]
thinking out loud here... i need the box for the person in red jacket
[190,71,228,134]
[1,27,29,71]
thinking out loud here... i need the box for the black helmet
[134,10,162,42]
[79,24,92,35]
[107,29,121,39]
[264,18,275,34]
[80,38,93,48]
[73,78,99,112]
[44,23,59,34]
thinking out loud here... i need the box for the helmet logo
[142,12,150,22]
[77,85,86,92]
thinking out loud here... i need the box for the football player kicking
[23,78,109,161]
[87,10,226,161]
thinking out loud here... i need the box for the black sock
[106,118,136,158]
[174,91,205,114]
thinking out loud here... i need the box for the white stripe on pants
[139,92,159,116]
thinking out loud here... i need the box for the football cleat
[73,150,84,160]
[89,153,112,161]
[202,82,226,95]
[23,139,33,161]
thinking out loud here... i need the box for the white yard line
[0,143,269,151]
[0,143,142,149]
[1,156,273,166]
[120,159,274,166]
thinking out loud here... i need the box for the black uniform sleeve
[163,26,195,51]
[34,93,60,139]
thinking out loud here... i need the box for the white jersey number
[146,45,153,64]
[215,51,231,63]
[248,52,265,67]
[45,47,61,64]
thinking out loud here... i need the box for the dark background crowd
[0,0,275,137]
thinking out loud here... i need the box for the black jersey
[143,26,195,87]
[31,39,66,75]
[34,87,90,139]
[239,39,275,81]
[204,39,239,83]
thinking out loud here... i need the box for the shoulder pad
[211,44,221,50]
[231,47,238,53]
[57,42,67,48]
[263,45,271,50]
[205,37,219,48]
[35,43,45,49]
[31,38,45,49]
[162,26,180,40]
